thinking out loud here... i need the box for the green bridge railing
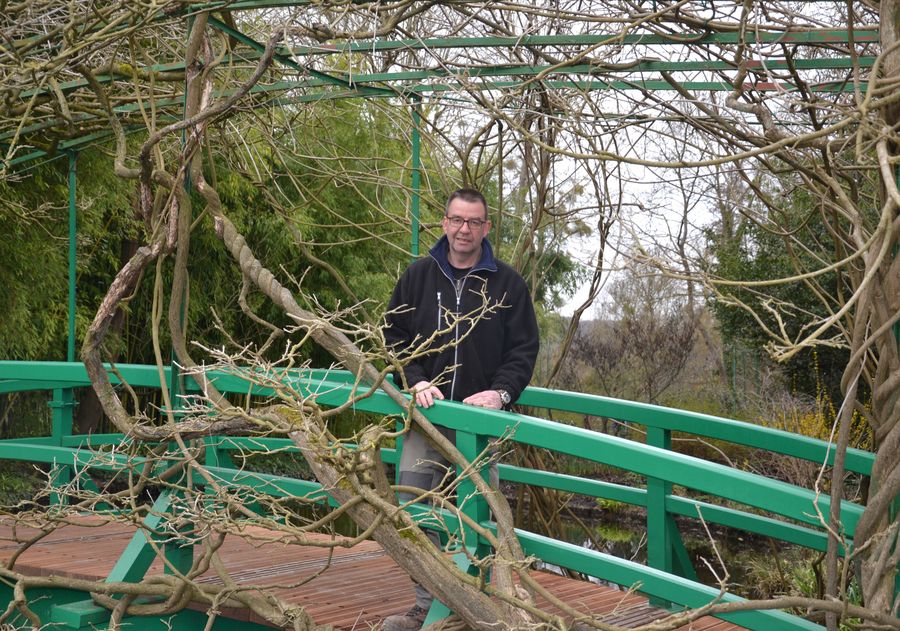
[0,360,880,631]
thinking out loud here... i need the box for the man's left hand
[463,390,503,409]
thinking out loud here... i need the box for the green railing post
[646,426,674,607]
[204,435,234,469]
[48,389,74,505]
[421,427,492,628]
[645,425,697,597]
[646,426,672,569]
[454,428,492,559]
[410,97,422,261]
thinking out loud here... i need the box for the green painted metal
[455,430,492,560]
[62,432,134,447]
[500,462,836,553]
[0,413,837,555]
[0,362,883,630]
[0,360,872,472]
[0,379,75,393]
[517,386,874,475]
[51,598,111,628]
[646,426,676,589]
[49,388,74,505]
[49,389,75,441]
[0,430,838,630]
[6,51,870,142]
[667,496,833,554]
[390,402,865,537]
[423,550,475,626]
[4,585,268,630]
[204,435,235,468]
[106,491,177,584]
[285,29,879,57]
[6,130,121,168]
[330,58,875,86]
[256,78,866,101]
[0,361,870,534]
[206,16,393,98]
[0,435,56,444]
[0,442,833,630]
[500,463,648,506]
[410,99,422,260]
[669,517,698,583]
[515,529,824,631]
[67,150,77,363]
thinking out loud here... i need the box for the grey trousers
[397,427,498,610]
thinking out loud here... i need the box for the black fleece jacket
[384,236,539,404]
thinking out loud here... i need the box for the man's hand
[463,389,503,409]
[412,381,444,408]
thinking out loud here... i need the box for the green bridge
[0,360,877,631]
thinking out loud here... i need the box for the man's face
[442,198,491,266]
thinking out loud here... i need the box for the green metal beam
[517,386,874,476]
[313,58,874,86]
[106,492,175,584]
[410,99,422,260]
[2,53,871,170]
[0,379,76,393]
[286,29,879,57]
[516,529,824,631]
[499,463,836,553]
[206,16,394,98]
[0,434,839,557]
[0,361,874,474]
[67,151,77,363]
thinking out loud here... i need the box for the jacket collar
[429,235,499,278]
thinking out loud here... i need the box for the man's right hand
[412,381,444,408]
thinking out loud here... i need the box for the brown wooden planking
[0,517,747,630]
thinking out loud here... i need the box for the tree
[0,2,897,630]
[571,263,698,406]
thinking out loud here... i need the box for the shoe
[382,605,428,631]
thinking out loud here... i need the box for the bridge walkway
[0,517,743,630]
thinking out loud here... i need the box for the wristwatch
[495,389,512,407]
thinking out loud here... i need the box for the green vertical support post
[67,150,77,364]
[646,425,698,594]
[397,99,423,484]
[47,389,74,506]
[410,98,422,261]
[454,429,492,559]
[422,427,491,628]
[646,426,673,607]
[48,150,79,505]
[205,435,234,469]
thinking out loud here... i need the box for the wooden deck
[0,517,744,630]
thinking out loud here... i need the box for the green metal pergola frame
[5,13,883,357]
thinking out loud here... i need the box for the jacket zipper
[431,249,491,400]
[449,276,466,400]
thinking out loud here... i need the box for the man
[382,187,539,631]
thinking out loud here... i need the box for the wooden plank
[0,518,747,630]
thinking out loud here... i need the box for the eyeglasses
[445,216,487,230]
